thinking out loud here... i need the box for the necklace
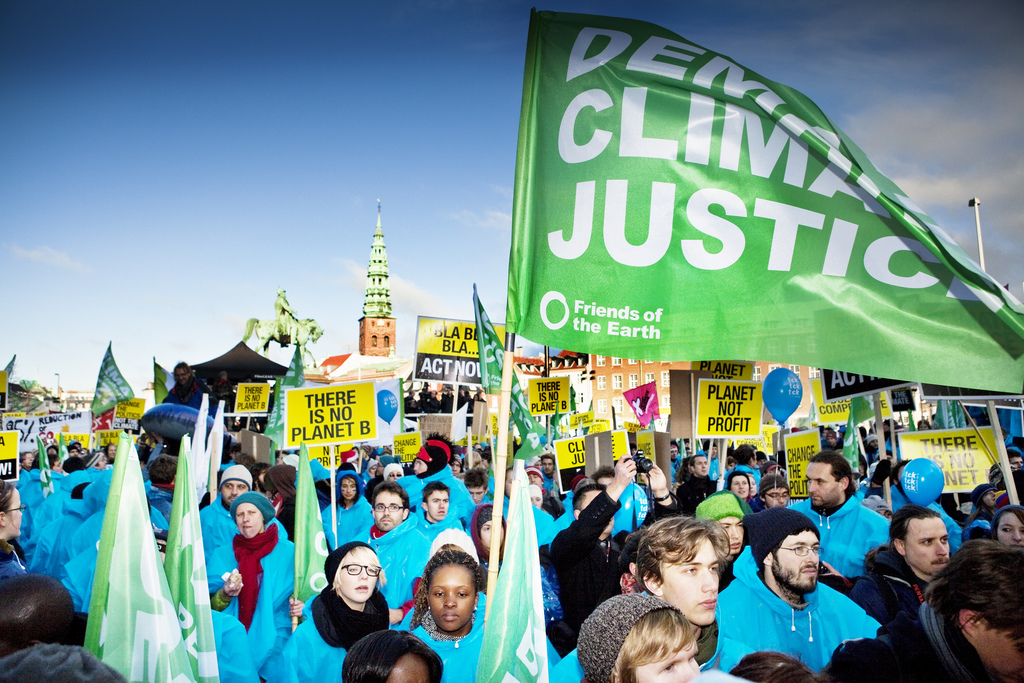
[421,612,472,648]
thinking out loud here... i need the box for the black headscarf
[313,541,389,649]
[416,437,452,479]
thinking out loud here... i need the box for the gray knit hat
[230,491,276,525]
[0,644,126,682]
[577,594,680,683]
[220,464,253,490]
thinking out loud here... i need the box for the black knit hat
[325,541,374,583]
[416,435,453,479]
[577,594,680,683]
[743,507,818,568]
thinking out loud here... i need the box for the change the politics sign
[819,370,915,402]
[504,11,1024,394]
[696,379,762,438]
[394,432,422,463]
[235,383,271,414]
[783,429,819,499]
[695,361,754,380]
[413,317,504,386]
[112,399,146,433]
[528,376,570,416]
[285,382,377,448]
[899,427,999,492]
[0,431,18,482]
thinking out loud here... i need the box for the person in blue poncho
[790,451,889,579]
[323,468,374,549]
[366,481,432,624]
[0,481,26,581]
[200,464,253,565]
[408,546,486,683]
[208,491,301,682]
[279,541,390,683]
[717,508,880,671]
[420,482,464,542]
[400,435,476,529]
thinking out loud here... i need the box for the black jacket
[848,550,926,626]
[677,476,717,516]
[550,490,621,644]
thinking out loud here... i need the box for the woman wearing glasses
[0,480,26,580]
[208,491,300,682]
[279,541,390,683]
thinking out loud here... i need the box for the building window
[768,364,781,372]
[611,357,622,366]
[597,399,608,414]
[629,374,639,388]
[645,372,655,384]
[628,359,637,365]
[612,374,623,390]
[612,397,624,414]
[597,356,606,367]
[661,395,671,408]
[371,335,378,347]
[597,376,607,391]
[753,365,762,382]
[789,365,800,374]
[384,335,390,347]
[661,371,670,387]
[808,367,820,379]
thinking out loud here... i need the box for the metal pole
[969,197,985,270]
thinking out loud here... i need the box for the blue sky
[2,0,1022,392]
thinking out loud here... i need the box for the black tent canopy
[191,342,289,381]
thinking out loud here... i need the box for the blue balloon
[901,458,945,505]
[613,483,651,536]
[762,367,803,424]
[377,389,398,423]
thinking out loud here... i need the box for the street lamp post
[54,373,60,410]
[968,197,985,270]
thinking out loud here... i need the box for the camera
[632,449,654,475]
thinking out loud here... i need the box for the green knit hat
[695,490,753,522]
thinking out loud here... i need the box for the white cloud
[449,208,511,232]
[9,244,92,275]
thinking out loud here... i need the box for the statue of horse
[243,316,324,369]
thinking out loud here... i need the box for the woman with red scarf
[209,491,300,681]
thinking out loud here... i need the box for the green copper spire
[362,201,393,318]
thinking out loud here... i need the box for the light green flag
[90,343,135,416]
[473,284,545,459]
[265,347,305,450]
[84,433,196,682]
[933,400,967,429]
[476,464,548,683]
[154,359,175,406]
[842,409,861,472]
[294,443,329,606]
[164,435,219,683]
[58,433,70,464]
[506,11,1024,393]
[36,437,54,498]
[3,354,14,376]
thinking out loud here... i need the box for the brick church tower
[358,204,396,357]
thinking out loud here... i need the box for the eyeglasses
[340,564,382,577]
[779,545,822,557]
[764,492,789,500]
[3,505,27,513]
[373,504,406,513]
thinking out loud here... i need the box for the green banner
[90,342,135,416]
[265,345,305,450]
[507,11,1024,392]
[294,443,329,603]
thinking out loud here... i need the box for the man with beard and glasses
[717,508,880,671]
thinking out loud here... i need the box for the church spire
[362,200,392,318]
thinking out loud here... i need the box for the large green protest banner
[506,11,1024,392]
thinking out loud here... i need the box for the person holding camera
[550,455,637,650]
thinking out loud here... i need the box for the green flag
[474,284,545,459]
[265,347,305,450]
[842,409,861,472]
[933,400,967,429]
[3,354,14,376]
[154,359,175,406]
[90,343,135,416]
[164,435,219,683]
[58,432,70,464]
[506,11,1024,393]
[84,433,196,682]
[851,396,875,426]
[36,437,54,498]
[294,443,329,606]
[476,464,548,683]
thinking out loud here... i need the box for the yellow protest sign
[285,382,377,448]
[94,429,124,448]
[112,398,147,432]
[899,427,999,492]
[528,376,570,417]
[309,444,356,470]
[733,424,781,455]
[696,380,763,438]
[413,317,504,385]
[394,432,423,463]
[235,383,271,413]
[811,379,892,425]
[569,411,595,430]
[636,430,655,460]
[695,361,754,380]
[0,431,18,481]
[610,430,630,461]
[3,412,26,419]
[0,371,7,411]
[589,419,610,434]
[554,436,587,490]
[623,421,642,433]
[489,413,499,436]
[784,430,820,500]
[62,433,90,447]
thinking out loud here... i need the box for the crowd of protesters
[2,400,1024,683]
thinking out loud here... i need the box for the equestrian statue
[242,288,324,369]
